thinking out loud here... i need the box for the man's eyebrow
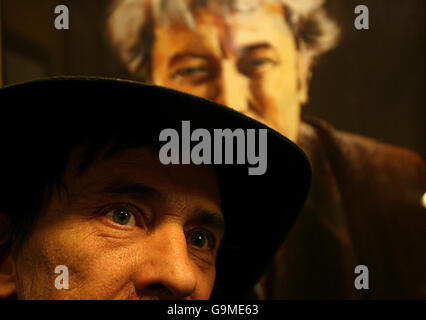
[188,208,226,232]
[239,42,275,55]
[102,181,166,202]
[169,53,211,67]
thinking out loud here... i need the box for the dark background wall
[308,0,425,158]
[1,0,424,157]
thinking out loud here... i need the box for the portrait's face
[7,146,224,299]
[151,4,308,141]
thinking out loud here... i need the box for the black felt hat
[0,77,311,298]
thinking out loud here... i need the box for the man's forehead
[154,3,291,58]
[63,146,221,206]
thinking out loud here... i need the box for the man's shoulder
[295,116,426,299]
[299,115,426,200]
[300,116,425,179]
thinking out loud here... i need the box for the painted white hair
[106,0,340,79]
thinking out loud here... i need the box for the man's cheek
[15,227,98,298]
[58,235,143,298]
[198,269,217,299]
[49,239,126,294]
[14,239,70,298]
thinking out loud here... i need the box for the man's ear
[0,213,17,298]
[296,46,312,106]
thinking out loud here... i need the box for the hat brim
[0,77,311,298]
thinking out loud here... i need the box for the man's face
[151,4,307,141]
[9,146,224,299]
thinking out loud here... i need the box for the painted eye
[105,208,136,226]
[238,51,278,77]
[246,58,271,67]
[173,64,215,84]
[178,66,206,76]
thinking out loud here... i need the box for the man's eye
[172,66,214,84]
[187,230,214,250]
[178,66,207,76]
[246,58,271,67]
[238,56,277,76]
[105,208,136,226]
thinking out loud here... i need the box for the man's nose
[215,60,251,113]
[133,224,197,299]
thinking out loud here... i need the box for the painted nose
[215,60,251,113]
[134,224,197,299]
